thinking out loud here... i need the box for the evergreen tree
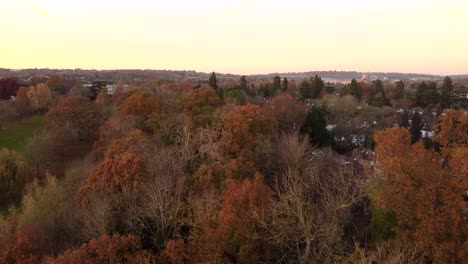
[282,77,289,92]
[300,106,334,147]
[209,72,218,91]
[393,80,405,100]
[416,82,428,107]
[372,79,387,106]
[410,111,424,143]
[440,76,454,109]
[300,80,312,100]
[423,82,440,106]
[273,76,281,94]
[349,79,362,100]
[399,110,410,128]
[240,76,248,92]
[310,75,324,99]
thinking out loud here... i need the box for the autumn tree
[120,91,159,120]
[218,104,276,159]
[0,101,17,130]
[374,127,466,262]
[190,173,273,263]
[13,87,32,116]
[53,234,155,263]
[78,130,150,199]
[262,93,307,132]
[26,83,52,113]
[260,151,367,263]
[183,86,222,127]
[46,96,103,143]
[0,148,32,204]
[433,109,468,169]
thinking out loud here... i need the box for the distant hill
[1,68,462,82]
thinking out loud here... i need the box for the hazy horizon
[2,0,468,75]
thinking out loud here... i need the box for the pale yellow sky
[1,0,468,75]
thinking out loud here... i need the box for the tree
[349,79,362,100]
[46,75,67,96]
[78,131,150,199]
[183,86,222,127]
[0,101,18,130]
[415,81,428,107]
[393,80,405,100]
[371,79,388,106]
[433,109,468,160]
[46,96,103,143]
[374,127,466,263]
[300,106,334,147]
[262,93,307,132]
[440,76,454,109]
[0,78,17,100]
[422,82,440,106]
[209,72,218,91]
[26,83,52,113]
[0,148,32,204]
[53,234,155,263]
[310,75,324,99]
[240,76,248,93]
[409,112,423,143]
[218,104,276,158]
[13,87,32,116]
[273,75,281,94]
[120,91,159,120]
[282,77,289,92]
[300,80,312,99]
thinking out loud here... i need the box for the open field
[0,115,45,152]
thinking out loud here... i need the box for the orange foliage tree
[78,130,149,200]
[0,225,52,264]
[52,234,155,263]
[13,86,32,115]
[374,127,466,263]
[218,104,276,159]
[190,173,273,263]
[120,91,159,120]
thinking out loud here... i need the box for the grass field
[0,115,45,152]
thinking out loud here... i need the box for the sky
[1,0,468,75]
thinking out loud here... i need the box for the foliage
[46,96,103,142]
[120,91,159,120]
[53,234,155,263]
[262,93,307,132]
[300,106,334,147]
[0,149,32,205]
[26,83,52,113]
[374,127,466,263]
[218,104,276,159]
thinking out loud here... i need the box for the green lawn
[0,115,45,152]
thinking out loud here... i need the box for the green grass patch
[0,115,45,152]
